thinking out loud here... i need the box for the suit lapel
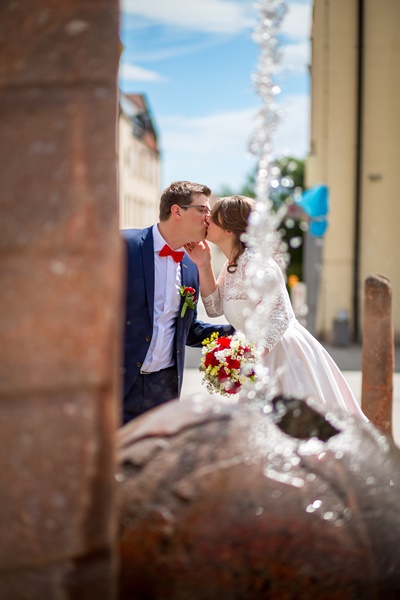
[180,253,190,287]
[140,227,155,327]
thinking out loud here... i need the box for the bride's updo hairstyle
[211,195,255,273]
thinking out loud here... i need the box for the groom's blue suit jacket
[122,227,233,398]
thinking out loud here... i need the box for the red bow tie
[159,244,184,263]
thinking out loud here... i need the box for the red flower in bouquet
[199,332,259,396]
[218,337,232,349]
[205,349,219,368]
[225,355,241,370]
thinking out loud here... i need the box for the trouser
[123,366,179,425]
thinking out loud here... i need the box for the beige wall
[307,0,400,340]
[360,0,400,334]
[118,112,160,229]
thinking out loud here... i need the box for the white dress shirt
[141,224,183,373]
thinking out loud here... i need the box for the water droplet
[323,511,334,521]
[299,220,309,232]
[306,500,322,513]
[334,519,344,528]
[292,477,305,488]
[289,236,302,249]
[255,507,264,516]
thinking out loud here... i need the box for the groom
[121,180,233,424]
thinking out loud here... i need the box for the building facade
[118,93,161,229]
[307,0,400,341]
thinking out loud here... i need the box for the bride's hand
[184,240,212,268]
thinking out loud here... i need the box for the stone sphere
[116,395,400,599]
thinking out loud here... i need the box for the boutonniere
[180,286,197,317]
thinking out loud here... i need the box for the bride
[186,195,367,421]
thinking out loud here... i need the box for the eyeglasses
[180,204,211,216]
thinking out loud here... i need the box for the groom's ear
[171,204,182,220]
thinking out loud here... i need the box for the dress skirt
[263,319,368,421]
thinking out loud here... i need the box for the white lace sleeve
[262,259,292,352]
[202,263,227,317]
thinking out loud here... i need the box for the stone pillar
[0,1,121,598]
[361,274,394,436]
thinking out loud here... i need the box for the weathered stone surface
[362,274,394,435]
[0,87,118,252]
[0,550,115,600]
[117,396,400,599]
[0,0,120,597]
[0,1,119,88]
[0,251,121,394]
[0,390,117,568]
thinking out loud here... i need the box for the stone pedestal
[362,274,394,436]
[0,1,121,597]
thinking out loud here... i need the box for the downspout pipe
[353,0,364,341]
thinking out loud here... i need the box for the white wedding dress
[202,249,367,420]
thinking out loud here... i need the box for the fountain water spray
[243,0,288,386]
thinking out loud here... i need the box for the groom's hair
[159,181,212,221]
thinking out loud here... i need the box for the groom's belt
[139,365,175,375]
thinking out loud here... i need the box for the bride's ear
[225,230,233,237]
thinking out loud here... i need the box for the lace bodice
[202,249,295,351]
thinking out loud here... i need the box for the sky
[119,0,312,194]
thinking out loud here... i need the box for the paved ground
[183,344,400,446]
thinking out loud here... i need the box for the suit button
[146,336,151,342]
[136,361,142,368]
[127,320,131,325]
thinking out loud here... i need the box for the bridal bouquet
[200,332,259,396]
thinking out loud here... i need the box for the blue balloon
[297,185,329,218]
[309,218,328,237]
